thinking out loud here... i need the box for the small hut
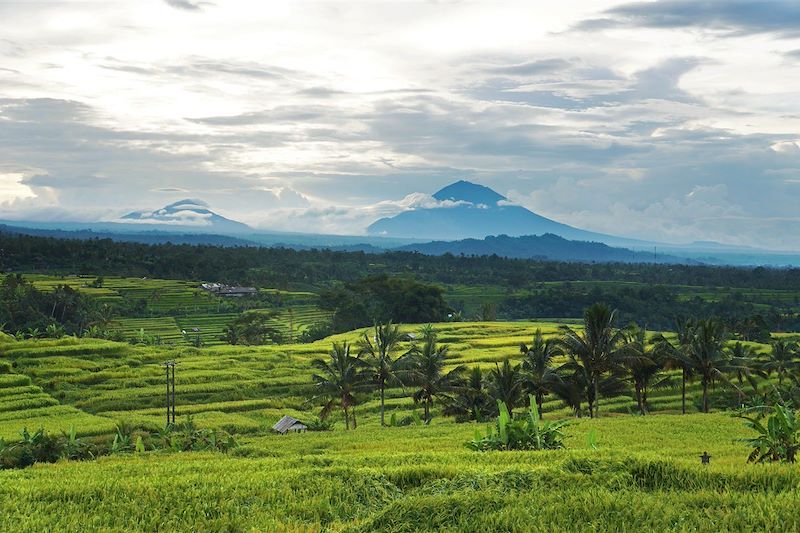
[272,415,308,434]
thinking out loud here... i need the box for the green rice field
[0,321,796,531]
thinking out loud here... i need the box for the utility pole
[163,360,177,426]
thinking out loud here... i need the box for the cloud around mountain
[119,199,251,233]
[366,180,644,246]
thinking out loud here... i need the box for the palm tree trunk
[635,383,644,416]
[594,377,600,418]
[380,385,385,427]
[343,407,350,430]
[537,393,544,419]
[681,369,686,415]
[702,380,709,413]
[642,384,648,415]
[352,407,357,429]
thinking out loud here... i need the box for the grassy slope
[0,321,773,438]
[0,322,795,531]
[0,414,796,531]
[28,274,331,346]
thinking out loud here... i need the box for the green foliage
[155,417,238,453]
[305,417,334,431]
[0,426,98,469]
[222,310,282,345]
[467,395,568,452]
[312,342,367,430]
[0,419,237,469]
[740,404,800,463]
[297,321,334,343]
[407,328,465,423]
[321,275,450,332]
[388,410,424,427]
[487,359,523,413]
[558,303,627,418]
[0,274,103,336]
[444,366,494,422]
[359,321,413,426]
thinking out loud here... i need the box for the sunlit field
[0,321,796,531]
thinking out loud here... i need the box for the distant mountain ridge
[367,180,647,247]
[398,233,693,264]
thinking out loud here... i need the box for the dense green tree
[320,275,450,332]
[222,311,282,345]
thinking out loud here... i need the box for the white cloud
[771,140,800,153]
[0,172,36,203]
[0,1,799,248]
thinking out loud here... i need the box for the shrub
[0,420,238,469]
[389,411,423,427]
[740,404,800,463]
[306,417,335,431]
[0,427,92,469]
[154,416,238,453]
[466,395,568,452]
[298,322,334,343]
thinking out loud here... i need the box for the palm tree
[762,339,799,386]
[407,335,465,423]
[311,342,366,429]
[687,319,743,413]
[622,326,669,415]
[359,321,411,427]
[727,341,759,405]
[519,329,562,418]
[444,366,493,421]
[558,303,626,418]
[418,323,437,344]
[488,358,523,413]
[652,318,696,414]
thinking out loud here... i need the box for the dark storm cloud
[579,0,800,37]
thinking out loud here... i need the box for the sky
[1,0,800,249]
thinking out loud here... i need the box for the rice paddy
[0,316,798,530]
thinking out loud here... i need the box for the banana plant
[467,395,569,451]
[740,404,800,463]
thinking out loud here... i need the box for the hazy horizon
[1,1,800,249]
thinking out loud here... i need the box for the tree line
[311,304,800,426]
[4,231,800,292]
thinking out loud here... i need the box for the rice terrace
[1,236,800,531]
[4,0,800,531]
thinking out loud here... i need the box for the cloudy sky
[1,0,800,249]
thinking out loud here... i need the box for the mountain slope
[368,180,647,247]
[397,233,692,264]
